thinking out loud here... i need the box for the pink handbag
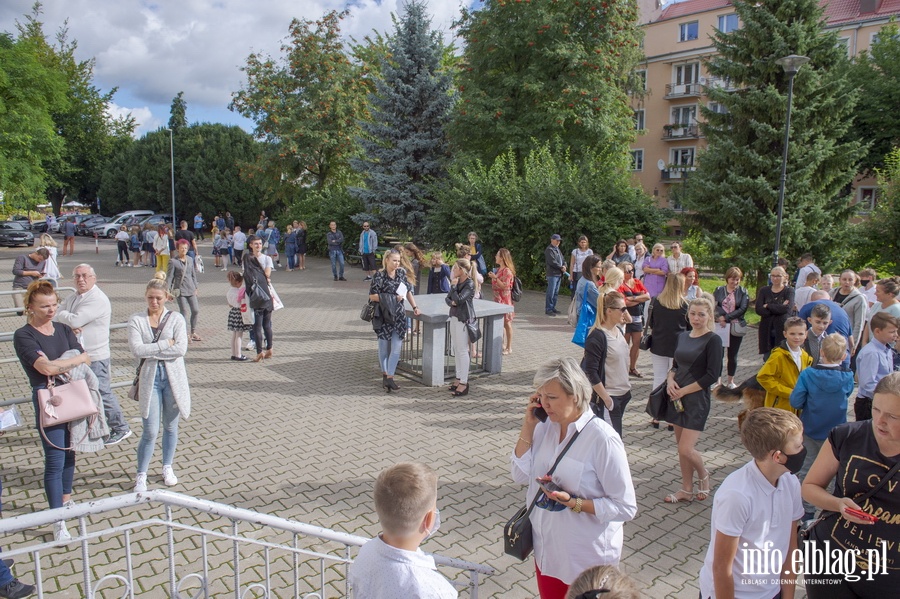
[37,375,98,450]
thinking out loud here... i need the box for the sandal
[629,368,643,378]
[694,473,712,501]
[191,334,203,342]
[664,489,694,504]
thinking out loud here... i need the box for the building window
[675,63,700,85]
[857,187,878,213]
[631,150,644,171]
[671,147,695,167]
[679,21,699,42]
[718,14,739,33]
[634,110,645,131]
[634,69,647,92]
[708,101,729,114]
[836,37,850,56]
[671,105,697,126]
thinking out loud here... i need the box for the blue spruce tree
[350,0,453,240]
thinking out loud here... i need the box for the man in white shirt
[232,226,247,267]
[55,264,132,445]
[666,241,693,273]
[795,253,821,288]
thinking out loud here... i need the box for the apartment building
[631,0,900,232]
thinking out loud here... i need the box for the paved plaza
[0,236,808,598]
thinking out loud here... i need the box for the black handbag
[802,460,900,542]
[645,381,668,420]
[466,319,482,344]
[248,279,271,310]
[639,304,653,350]
[360,301,376,322]
[503,420,592,560]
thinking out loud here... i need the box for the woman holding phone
[511,357,637,598]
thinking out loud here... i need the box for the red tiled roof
[655,0,900,24]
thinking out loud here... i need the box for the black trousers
[854,396,872,421]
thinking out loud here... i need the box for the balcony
[704,76,738,92]
[661,166,696,182]
[662,124,700,140]
[664,82,702,99]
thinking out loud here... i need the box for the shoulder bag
[128,312,174,402]
[730,320,749,337]
[248,278,271,310]
[504,418,595,560]
[511,276,523,303]
[802,460,900,542]
[640,303,653,350]
[37,373,99,450]
[360,301,376,322]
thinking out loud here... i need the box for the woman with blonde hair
[447,258,476,396]
[662,297,723,504]
[368,249,419,392]
[755,265,794,358]
[154,224,171,273]
[565,566,641,599]
[128,272,190,493]
[647,273,688,430]
[296,221,308,270]
[489,248,516,355]
[582,290,632,437]
[598,267,624,297]
[39,233,61,286]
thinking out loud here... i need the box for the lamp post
[772,54,810,268]
[164,128,176,226]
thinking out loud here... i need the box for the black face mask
[781,446,807,475]
[861,279,872,287]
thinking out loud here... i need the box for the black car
[9,215,32,230]
[76,215,109,235]
[138,214,175,228]
[0,222,35,247]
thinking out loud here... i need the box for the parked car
[138,214,175,229]
[76,215,109,236]
[90,210,154,238]
[9,215,32,230]
[0,222,35,247]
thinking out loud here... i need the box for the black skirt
[663,388,711,431]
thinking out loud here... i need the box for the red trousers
[535,562,569,599]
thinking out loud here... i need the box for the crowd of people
[5,220,900,599]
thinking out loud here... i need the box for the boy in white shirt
[699,408,805,599]
[349,462,457,599]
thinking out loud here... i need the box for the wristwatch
[571,497,583,513]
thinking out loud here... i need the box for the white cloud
[106,102,160,137]
[0,0,466,126]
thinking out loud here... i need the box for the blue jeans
[136,365,180,473]
[90,359,128,434]
[545,275,562,313]
[31,389,75,509]
[286,248,297,269]
[329,250,345,278]
[378,333,403,376]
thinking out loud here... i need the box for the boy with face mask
[698,408,805,599]
[349,462,456,598]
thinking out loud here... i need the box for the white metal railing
[0,490,493,598]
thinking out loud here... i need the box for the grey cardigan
[127,309,191,420]
[57,349,109,453]
[167,255,199,296]
[831,287,868,349]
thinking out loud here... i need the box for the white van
[90,210,155,238]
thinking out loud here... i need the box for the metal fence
[0,490,493,598]
[397,316,486,383]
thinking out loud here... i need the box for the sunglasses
[607,306,628,312]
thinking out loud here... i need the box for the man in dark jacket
[327,221,346,281]
[544,234,567,316]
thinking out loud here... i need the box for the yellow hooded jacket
[757,345,813,414]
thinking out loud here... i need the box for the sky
[0,0,471,137]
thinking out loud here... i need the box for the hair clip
[575,574,611,598]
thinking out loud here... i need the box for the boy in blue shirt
[854,312,899,420]
[789,333,855,521]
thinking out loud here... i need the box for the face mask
[425,508,441,538]
[861,279,871,287]
[780,446,807,474]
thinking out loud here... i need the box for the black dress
[755,285,795,354]
[663,332,723,431]
[296,228,307,255]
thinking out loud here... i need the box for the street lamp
[772,54,810,268]
[164,128,176,226]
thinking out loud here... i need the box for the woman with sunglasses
[369,249,419,392]
[582,291,633,437]
[618,265,649,378]
[642,244,669,299]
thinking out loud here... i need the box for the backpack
[511,276,523,303]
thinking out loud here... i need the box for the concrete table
[401,293,514,386]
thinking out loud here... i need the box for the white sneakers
[162,466,178,486]
[135,467,177,492]
[53,521,71,542]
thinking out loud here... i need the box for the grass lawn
[697,277,761,325]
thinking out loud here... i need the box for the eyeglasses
[363,226,369,229]
[607,306,628,312]
[623,269,634,273]
[73,274,94,280]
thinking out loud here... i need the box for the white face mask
[425,508,441,539]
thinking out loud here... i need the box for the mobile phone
[844,507,877,523]
[536,479,563,495]
[533,405,548,422]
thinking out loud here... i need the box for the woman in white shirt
[153,225,171,273]
[39,234,61,286]
[115,225,132,267]
[569,236,593,287]
[511,357,637,598]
